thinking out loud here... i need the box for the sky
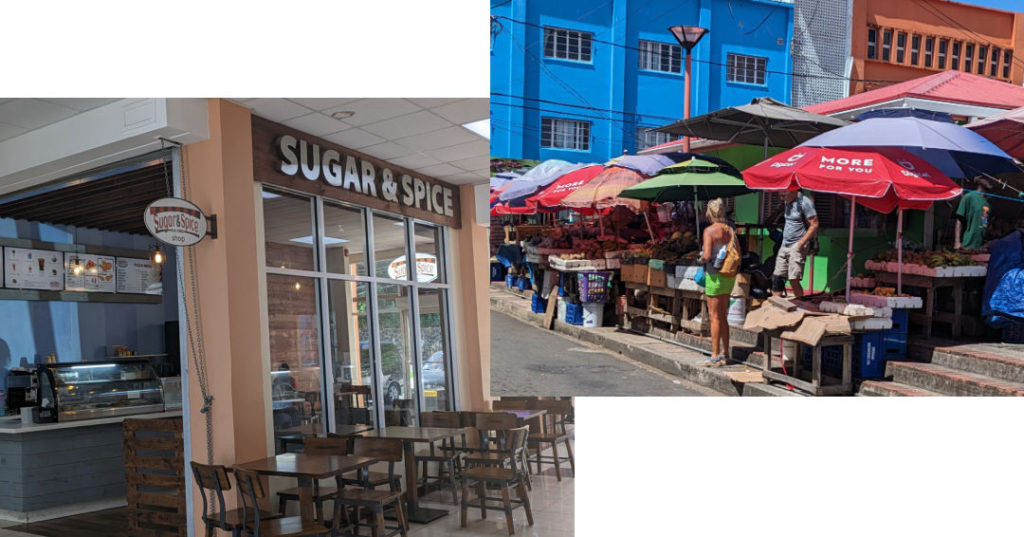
[955,0,1024,12]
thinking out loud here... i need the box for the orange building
[850,0,1024,95]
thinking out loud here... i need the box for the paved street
[491,310,713,396]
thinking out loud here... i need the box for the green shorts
[704,273,735,297]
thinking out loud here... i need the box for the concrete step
[742,382,805,397]
[858,380,939,396]
[887,361,1024,396]
[927,347,1024,384]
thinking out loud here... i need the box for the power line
[492,14,905,85]
[490,100,668,128]
[491,92,683,122]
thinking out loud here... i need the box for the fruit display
[871,249,979,268]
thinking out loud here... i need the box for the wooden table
[623,282,709,337]
[873,271,985,338]
[499,409,546,424]
[236,453,377,523]
[356,426,469,524]
[759,328,855,396]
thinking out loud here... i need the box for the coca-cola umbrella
[743,146,962,298]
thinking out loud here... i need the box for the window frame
[990,47,1000,77]
[896,32,906,64]
[964,43,974,73]
[637,39,682,74]
[924,36,934,68]
[725,52,768,86]
[952,41,961,70]
[636,127,675,150]
[882,29,893,61]
[938,39,947,69]
[911,34,920,65]
[867,28,877,60]
[541,116,592,151]
[978,45,988,74]
[1004,50,1013,79]
[543,26,594,63]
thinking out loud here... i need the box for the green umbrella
[619,158,752,236]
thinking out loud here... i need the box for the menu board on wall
[64,253,116,292]
[3,247,64,290]
[115,257,162,295]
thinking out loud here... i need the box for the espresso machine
[6,369,39,412]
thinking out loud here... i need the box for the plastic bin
[578,271,612,303]
[582,302,604,327]
[516,277,530,291]
[565,303,584,325]
[799,331,888,380]
[531,293,546,314]
[490,262,506,282]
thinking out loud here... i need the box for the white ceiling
[231,98,488,185]
[0,98,489,186]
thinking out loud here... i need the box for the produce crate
[578,271,613,303]
[647,268,667,288]
[549,256,607,271]
[490,262,506,282]
[531,293,546,313]
[621,263,649,284]
[516,277,530,291]
[565,302,584,325]
[648,259,665,271]
[1003,323,1024,344]
[505,274,515,288]
[800,331,889,380]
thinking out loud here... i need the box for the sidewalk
[490,285,797,397]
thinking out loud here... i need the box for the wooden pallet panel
[124,418,186,537]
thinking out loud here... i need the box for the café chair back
[192,462,284,537]
[276,437,349,521]
[417,412,466,503]
[492,399,529,410]
[527,399,575,481]
[474,412,518,451]
[233,468,329,537]
[460,426,534,535]
[333,437,408,537]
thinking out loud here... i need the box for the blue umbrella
[604,154,688,176]
[490,172,520,189]
[799,116,1019,178]
[498,159,589,201]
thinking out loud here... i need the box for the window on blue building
[638,40,681,73]
[541,117,590,150]
[867,28,877,59]
[726,53,766,85]
[544,27,592,62]
[636,128,675,150]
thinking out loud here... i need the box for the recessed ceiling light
[462,119,490,140]
[331,111,356,120]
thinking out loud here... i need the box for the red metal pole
[683,51,692,153]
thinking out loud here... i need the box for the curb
[490,290,780,396]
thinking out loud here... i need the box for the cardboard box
[731,272,751,298]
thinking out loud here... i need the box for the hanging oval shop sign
[144,197,210,246]
[387,253,439,283]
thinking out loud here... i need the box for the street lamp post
[669,25,709,152]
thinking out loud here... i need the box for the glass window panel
[867,28,877,59]
[1004,50,1012,78]
[267,274,323,453]
[911,35,920,65]
[965,44,974,73]
[882,30,892,61]
[323,202,368,276]
[896,32,906,63]
[417,289,451,412]
[262,187,316,271]
[938,39,947,69]
[952,42,961,70]
[327,279,376,431]
[413,223,444,284]
[377,284,417,426]
[924,37,933,67]
[372,213,409,280]
[978,46,987,73]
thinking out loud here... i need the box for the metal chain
[175,147,215,466]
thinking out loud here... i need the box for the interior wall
[0,218,177,393]
[451,182,490,410]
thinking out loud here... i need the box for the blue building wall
[0,219,177,394]
[491,0,794,163]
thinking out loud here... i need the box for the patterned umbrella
[559,166,649,213]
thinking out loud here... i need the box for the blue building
[490,0,795,163]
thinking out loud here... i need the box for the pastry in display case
[37,358,165,421]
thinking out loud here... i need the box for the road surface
[490,310,712,396]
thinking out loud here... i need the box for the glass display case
[37,359,165,422]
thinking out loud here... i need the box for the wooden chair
[416,412,465,503]
[332,438,408,537]
[191,462,284,537]
[527,400,575,481]
[460,426,534,535]
[340,437,403,492]
[464,412,518,468]
[276,437,349,522]
[492,399,529,410]
[234,469,329,537]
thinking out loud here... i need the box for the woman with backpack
[697,198,740,367]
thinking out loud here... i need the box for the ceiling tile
[416,162,464,178]
[360,110,451,140]
[394,126,480,152]
[323,128,385,149]
[0,99,78,129]
[325,99,423,127]
[405,98,462,109]
[427,99,490,125]
[282,113,350,137]
[422,140,489,163]
[448,154,489,172]
[358,141,412,161]
[38,98,118,112]
[387,153,442,170]
[242,99,313,122]
[0,122,29,142]
[288,98,362,111]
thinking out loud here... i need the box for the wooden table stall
[622,282,709,338]
[872,271,985,339]
[760,327,855,396]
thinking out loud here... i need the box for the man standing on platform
[955,177,992,251]
[772,190,818,298]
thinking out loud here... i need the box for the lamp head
[668,25,709,52]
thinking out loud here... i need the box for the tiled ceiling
[231,98,489,186]
[0,98,489,187]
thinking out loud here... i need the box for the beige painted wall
[451,182,491,411]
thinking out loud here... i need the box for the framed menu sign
[115,257,162,295]
[4,247,64,290]
[64,253,116,292]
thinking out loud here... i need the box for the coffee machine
[6,369,38,411]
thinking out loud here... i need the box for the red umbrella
[527,164,605,210]
[560,166,649,213]
[968,105,1024,159]
[744,146,961,297]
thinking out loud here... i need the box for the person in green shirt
[955,177,992,250]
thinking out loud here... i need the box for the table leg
[297,476,314,523]
[402,440,449,524]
